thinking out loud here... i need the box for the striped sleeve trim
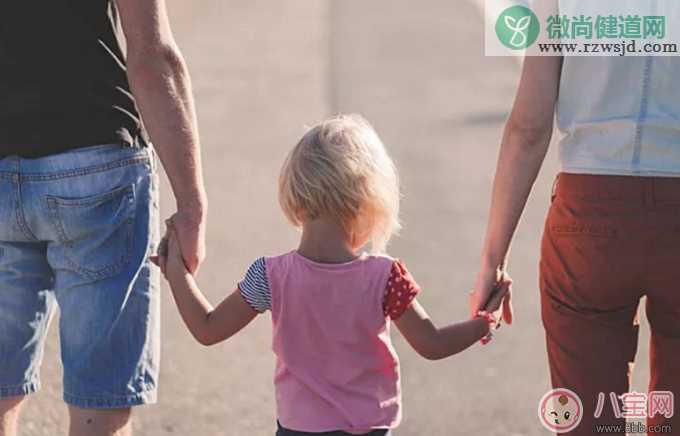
[238,257,271,313]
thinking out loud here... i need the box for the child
[157,114,510,436]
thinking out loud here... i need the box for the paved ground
[19,1,652,435]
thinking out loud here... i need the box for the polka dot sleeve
[383,260,421,320]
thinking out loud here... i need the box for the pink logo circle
[538,388,583,433]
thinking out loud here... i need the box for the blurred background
[20,1,652,434]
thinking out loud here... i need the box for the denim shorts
[0,144,160,409]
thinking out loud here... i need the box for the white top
[557,57,680,177]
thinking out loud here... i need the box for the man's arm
[116,0,207,272]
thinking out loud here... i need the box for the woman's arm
[164,228,258,346]
[470,56,563,323]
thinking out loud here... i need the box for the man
[0,1,206,435]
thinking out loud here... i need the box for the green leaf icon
[496,5,540,50]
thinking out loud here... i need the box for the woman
[470,54,680,435]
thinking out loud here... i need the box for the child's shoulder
[245,251,293,271]
[363,253,417,271]
[366,255,419,286]
[252,251,405,274]
[261,251,398,269]
[361,252,396,267]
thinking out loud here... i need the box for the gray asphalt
[20,1,652,435]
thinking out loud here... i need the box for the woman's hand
[470,265,513,329]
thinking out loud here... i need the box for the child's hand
[151,219,184,277]
[471,267,513,322]
[150,234,169,274]
[165,222,190,281]
[475,276,513,344]
[487,276,512,327]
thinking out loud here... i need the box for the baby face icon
[538,388,583,433]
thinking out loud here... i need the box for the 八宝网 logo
[538,388,584,433]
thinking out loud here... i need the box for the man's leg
[68,406,132,436]
[34,145,160,435]
[0,397,25,436]
[0,241,54,436]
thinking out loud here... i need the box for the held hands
[152,219,191,281]
[470,265,514,344]
[168,210,206,274]
[151,209,206,275]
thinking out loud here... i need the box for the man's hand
[169,210,206,274]
[150,209,206,274]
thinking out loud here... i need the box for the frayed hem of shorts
[63,388,157,409]
[0,382,40,398]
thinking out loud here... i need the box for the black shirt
[0,0,147,158]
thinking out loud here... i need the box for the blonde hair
[279,114,400,253]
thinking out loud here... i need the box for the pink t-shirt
[239,251,420,433]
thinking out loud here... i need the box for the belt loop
[148,143,158,173]
[551,174,560,204]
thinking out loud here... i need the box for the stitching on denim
[63,395,156,409]
[63,385,157,401]
[0,173,19,181]
[631,57,654,171]
[46,186,137,280]
[14,180,39,241]
[0,382,40,397]
[0,381,40,390]
[47,184,134,208]
[0,156,150,182]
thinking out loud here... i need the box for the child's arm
[164,227,258,346]
[394,301,491,360]
[393,279,509,360]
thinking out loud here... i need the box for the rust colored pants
[540,173,680,435]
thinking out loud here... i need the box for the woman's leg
[645,298,680,433]
[540,174,648,435]
[540,291,640,434]
[641,177,680,435]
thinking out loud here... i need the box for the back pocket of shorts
[47,184,136,280]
